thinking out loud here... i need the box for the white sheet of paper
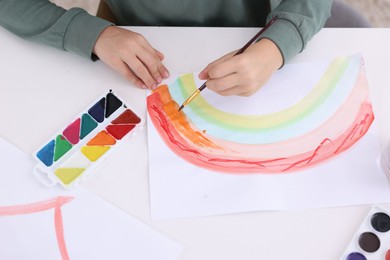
[0,138,182,260]
[148,58,390,220]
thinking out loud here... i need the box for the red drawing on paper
[0,196,73,260]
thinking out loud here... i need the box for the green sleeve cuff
[257,18,303,66]
[63,8,113,60]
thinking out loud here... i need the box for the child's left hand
[198,38,283,96]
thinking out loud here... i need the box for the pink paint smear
[0,196,73,260]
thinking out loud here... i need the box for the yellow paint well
[55,168,85,185]
[81,146,110,162]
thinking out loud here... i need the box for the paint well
[112,109,141,124]
[106,125,135,140]
[53,135,73,162]
[386,249,390,260]
[370,212,390,232]
[37,140,55,166]
[88,97,106,123]
[55,168,85,185]
[81,146,111,162]
[358,232,380,253]
[58,152,91,169]
[63,118,81,145]
[105,92,123,118]
[87,131,116,145]
[80,113,98,139]
[346,252,366,260]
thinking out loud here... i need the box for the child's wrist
[254,38,283,69]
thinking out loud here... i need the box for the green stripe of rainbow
[176,57,348,131]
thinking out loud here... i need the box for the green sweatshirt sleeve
[0,0,112,59]
[259,0,332,64]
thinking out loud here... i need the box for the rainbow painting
[147,55,374,174]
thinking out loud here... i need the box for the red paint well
[63,118,81,144]
[107,124,135,140]
[112,109,141,124]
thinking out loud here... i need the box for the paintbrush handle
[198,82,207,91]
[200,16,277,89]
[235,16,278,56]
[178,82,205,111]
[203,15,278,89]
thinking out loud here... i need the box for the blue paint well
[346,252,366,260]
[36,140,55,166]
[88,97,105,123]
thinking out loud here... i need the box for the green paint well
[53,135,73,161]
[80,113,98,139]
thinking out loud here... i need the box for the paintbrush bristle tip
[178,105,184,111]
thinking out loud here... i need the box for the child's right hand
[198,38,283,97]
[93,26,170,89]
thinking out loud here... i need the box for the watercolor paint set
[341,206,390,260]
[33,90,143,189]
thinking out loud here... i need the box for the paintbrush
[178,16,278,111]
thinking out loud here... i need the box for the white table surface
[1,26,390,260]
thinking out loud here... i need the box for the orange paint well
[87,131,116,146]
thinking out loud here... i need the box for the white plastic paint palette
[33,90,143,189]
[341,206,390,260]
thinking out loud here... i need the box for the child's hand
[198,38,283,96]
[93,26,169,89]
